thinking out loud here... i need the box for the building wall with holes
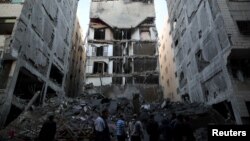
[166,0,250,124]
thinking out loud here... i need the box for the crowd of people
[37,109,196,141]
[93,109,196,141]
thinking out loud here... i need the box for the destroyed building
[66,18,86,98]
[85,0,160,100]
[166,0,250,124]
[159,18,180,102]
[0,0,79,127]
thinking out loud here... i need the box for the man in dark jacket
[38,115,57,141]
[146,114,160,141]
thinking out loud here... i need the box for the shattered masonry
[164,0,250,124]
[85,0,161,100]
[0,0,79,127]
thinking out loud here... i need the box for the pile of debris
[0,94,225,141]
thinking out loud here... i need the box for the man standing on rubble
[94,109,111,141]
[38,115,57,141]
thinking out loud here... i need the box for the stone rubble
[0,94,225,141]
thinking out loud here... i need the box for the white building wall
[86,77,112,86]
[105,28,113,40]
[108,44,113,56]
[108,60,113,74]
[88,28,94,40]
[129,42,134,55]
[150,27,157,40]
[87,45,92,56]
[132,29,140,40]
[0,4,23,17]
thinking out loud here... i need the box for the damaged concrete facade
[159,19,180,102]
[66,19,86,98]
[0,0,78,127]
[85,0,160,100]
[166,0,250,124]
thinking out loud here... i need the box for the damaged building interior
[0,0,250,140]
[85,0,161,101]
[0,0,79,128]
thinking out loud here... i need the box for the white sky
[77,0,168,36]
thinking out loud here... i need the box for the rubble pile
[0,94,225,141]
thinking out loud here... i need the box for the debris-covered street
[1,0,250,140]
[0,90,226,141]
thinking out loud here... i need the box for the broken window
[140,27,151,40]
[181,94,190,103]
[113,59,123,73]
[14,67,44,101]
[0,60,12,89]
[202,71,227,101]
[93,62,108,74]
[49,64,63,85]
[114,29,131,40]
[94,28,105,40]
[134,58,157,72]
[229,59,250,81]
[46,87,57,99]
[124,58,132,74]
[96,46,104,56]
[113,44,123,56]
[134,42,156,55]
[173,19,177,29]
[212,101,235,122]
[195,50,209,72]
[0,18,15,35]
[236,21,250,35]
[174,39,178,47]
[179,71,187,88]
[228,49,250,83]
[112,77,122,84]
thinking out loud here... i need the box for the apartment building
[159,18,180,102]
[166,0,250,124]
[0,0,78,127]
[85,0,160,100]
